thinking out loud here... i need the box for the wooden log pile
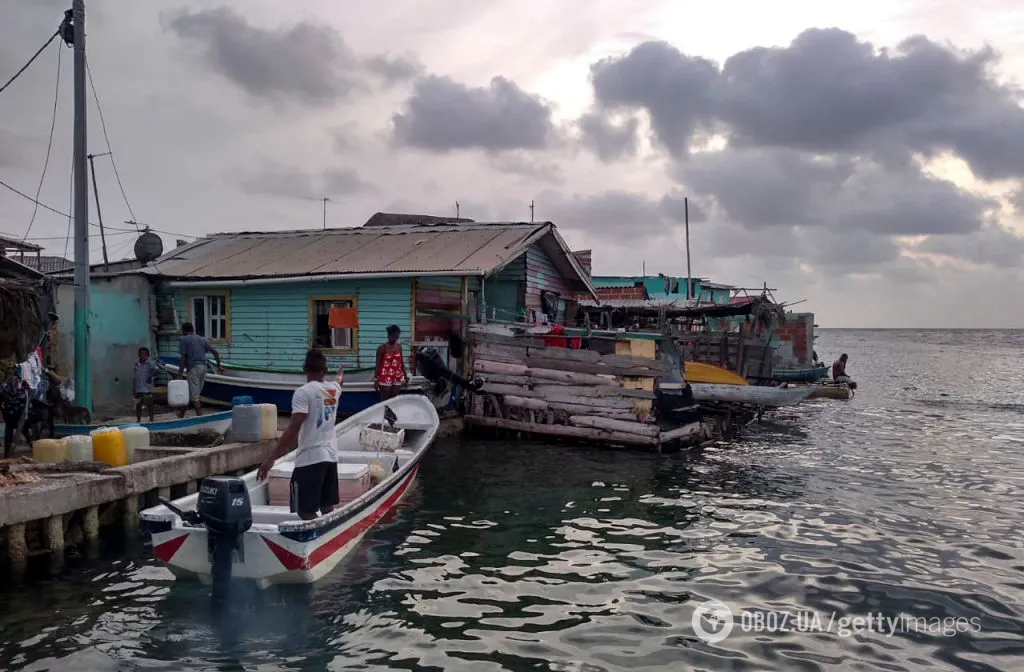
[464,326,706,450]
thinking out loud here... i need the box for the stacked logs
[464,327,706,449]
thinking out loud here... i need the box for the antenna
[529,200,535,222]
[456,201,460,218]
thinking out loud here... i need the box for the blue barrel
[232,395,254,406]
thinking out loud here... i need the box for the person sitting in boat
[257,349,342,520]
[176,322,224,418]
[374,325,408,401]
[832,353,850,382]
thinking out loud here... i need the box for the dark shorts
[289,461,339,516]
[135,393,154,404]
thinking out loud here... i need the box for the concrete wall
[56,274,154,414]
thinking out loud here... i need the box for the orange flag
[328,306,358,329]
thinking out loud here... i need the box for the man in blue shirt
[177,322,224,417]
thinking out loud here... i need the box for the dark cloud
[164,8,413,106]
[487,153,564,184]
[657,192,708,223]
[233,162,373,199]
[585,28,1024,180]
[577,113,639,162]
[535,189,681,239]
[918,224,1024,267]
[677,147,993,235]
[589,41,718,157]
[392,75,555,152]
[363,54,424,83]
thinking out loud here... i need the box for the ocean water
[1,329,1023,671]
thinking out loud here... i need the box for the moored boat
[139,394,439,586]
[158,357,428,415]
[54,410,233,437]
[690,382,814,407]
[684,361,749,386]
[773,364,828,383]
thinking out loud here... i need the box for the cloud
[391,75,556,152]
[487,152,565,184]
[164,7,414,106]
[585,28,1024,180]
[1011,187,1024,215]
[233,162,374,199]
[576,113,639,162]
[917,223,1024,267]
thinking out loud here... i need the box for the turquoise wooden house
[143,213,596,377]
[588,275,735,306]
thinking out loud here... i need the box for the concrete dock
[0,439,276,585]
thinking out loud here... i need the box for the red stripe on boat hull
[154,534,189,562]
[261,466,419,572]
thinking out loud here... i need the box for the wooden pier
[464,325,711,451]
[0,439,276,586]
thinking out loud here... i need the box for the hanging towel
[328,306,359,329]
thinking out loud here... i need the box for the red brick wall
[597,286,646,300]
[774,320,810,364]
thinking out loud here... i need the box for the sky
[1,0,1023,328]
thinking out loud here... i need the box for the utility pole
[529,200,535,222]
[87,152,110,270]
[684,197,692,300]
[322,197,329,230]
[455,201,460,218]
[69,0,91,412]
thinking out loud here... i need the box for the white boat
[139,394,440,586]
[690,383,814,407]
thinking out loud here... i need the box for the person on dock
[177,322,224,418]
[257,349,342,520]
[374,325,408,401]
[134,347,157,422]
[832,353,850,382]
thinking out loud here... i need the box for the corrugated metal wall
[525,245,572,316]
[484,255,524,322]
[157,278,413,370]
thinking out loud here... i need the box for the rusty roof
[140,221,596,297]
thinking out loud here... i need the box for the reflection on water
[1,329,1023,671]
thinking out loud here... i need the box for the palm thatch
[0,279,45,361]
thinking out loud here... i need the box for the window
[311,298,356,351]
[190,293,229,342]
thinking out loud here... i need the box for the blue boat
[157,357,426,415]
[54,410,234,437]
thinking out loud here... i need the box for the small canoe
[139,394,439,586]
[54,410,233,437]
[690,383,814,407]
[774,365,828,383]
[684,362,748,386]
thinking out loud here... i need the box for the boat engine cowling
[416,346,484,396]
[197,475,252,609]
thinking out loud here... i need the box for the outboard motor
[197,475,253,609]
[415,346,483,396]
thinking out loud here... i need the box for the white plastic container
[122,426,150,463]
[358,423,405,452]
[259,403,278,440]
[168,379,189,407]
[65,434,93,462]
[231,404,263,442]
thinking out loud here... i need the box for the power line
[23,39,62,242]
[0,30,60,97]
[86,61,138,227]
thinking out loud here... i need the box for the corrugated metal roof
[18,255,73,274]
[578,298,698,309]
[141,223,551,280]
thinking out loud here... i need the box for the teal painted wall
[484,256,524,322]
[157,278,413,371]
[57,275,154,414]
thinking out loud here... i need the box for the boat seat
[395,420,433,430]
[250,505,301,525]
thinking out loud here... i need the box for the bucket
[65,434,93,462]
[232,395,254,406]
[122,426,150,463]
[259,403,278,440]
[32,438,69,463]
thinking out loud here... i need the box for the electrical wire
[0,30,59,97]
[86,61,138,228]
[22,40,62,242]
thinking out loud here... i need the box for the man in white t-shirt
[257,349,344,519]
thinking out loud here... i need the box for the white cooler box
[358,423,405,452]
[268,462,371,507]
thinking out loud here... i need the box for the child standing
[134,347,157,422]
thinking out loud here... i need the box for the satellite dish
[134,231,164,264]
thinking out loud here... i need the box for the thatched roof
[0,278,45,361]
